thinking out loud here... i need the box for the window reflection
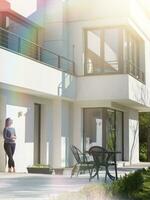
[86,30,103,74]
[87,30,101,56]
[87,59,93,74]
[104,29,119,72]
[84,108,103,150]
[85,28,120,74]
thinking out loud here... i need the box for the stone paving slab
[0,173,95,200]
[0,165,149,200]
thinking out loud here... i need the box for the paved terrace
[0,163,150,200]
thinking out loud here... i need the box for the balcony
[0,26,75,75]
[85,27,145,83]
[125,61,145,84]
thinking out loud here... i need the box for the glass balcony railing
[85,59,145,84]
[0,27,75,75]
[125,60,145,83]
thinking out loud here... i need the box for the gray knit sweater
[3,127,16,143]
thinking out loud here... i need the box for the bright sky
[7,0,37,17]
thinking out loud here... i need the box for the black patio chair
[70,145,94,178]
[89,146,118,182]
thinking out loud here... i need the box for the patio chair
[70,145,94,178]
[89,146,118,182]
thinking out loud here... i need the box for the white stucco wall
[50,99,73,168]
[129,110,139,164]
[124,109,139,164]
[0,89,74,171]
[128,76,150,108]
[76,74,150,110]
[0,89,56,172]
[76,74,129,101]
[0,95,6,171]
[0,48,76,100]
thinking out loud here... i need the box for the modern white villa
[0,0,150,172]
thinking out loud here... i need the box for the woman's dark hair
[5,118,12,128]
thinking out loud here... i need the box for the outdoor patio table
[105,151,121,181]
[88,149,121,182]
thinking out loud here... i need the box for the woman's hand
[11,135,16,140]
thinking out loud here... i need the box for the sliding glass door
[83,108,123,160]
[83,108,103,151]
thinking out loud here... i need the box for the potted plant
[27,164,53,174]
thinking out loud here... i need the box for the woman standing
[3,118,16,173]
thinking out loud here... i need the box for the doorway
[34,103,41,164]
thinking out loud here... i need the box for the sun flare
[7,0,37,17]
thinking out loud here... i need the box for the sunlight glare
[7,0,37,17]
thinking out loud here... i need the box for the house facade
[0,0,150,172]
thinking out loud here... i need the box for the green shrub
[140,143,147,162]
[108,170,144,200]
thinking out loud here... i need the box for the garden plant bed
[54,168,64,175]
[27,165,53,174]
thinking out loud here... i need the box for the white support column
[51,99,62,168]
[124,109,139,164]
[72,103,82,149]
[0,95,6,171]
[129,110,139,164]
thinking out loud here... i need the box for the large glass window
[83,108,123,161]
[85,27,145,83]
[105,109,123,160]
[123,30,144,82]
[86,30,102,74]
[83,108,103,150]
[104,29,120,73]
[105,109,116,151]
[85,28,121,75]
